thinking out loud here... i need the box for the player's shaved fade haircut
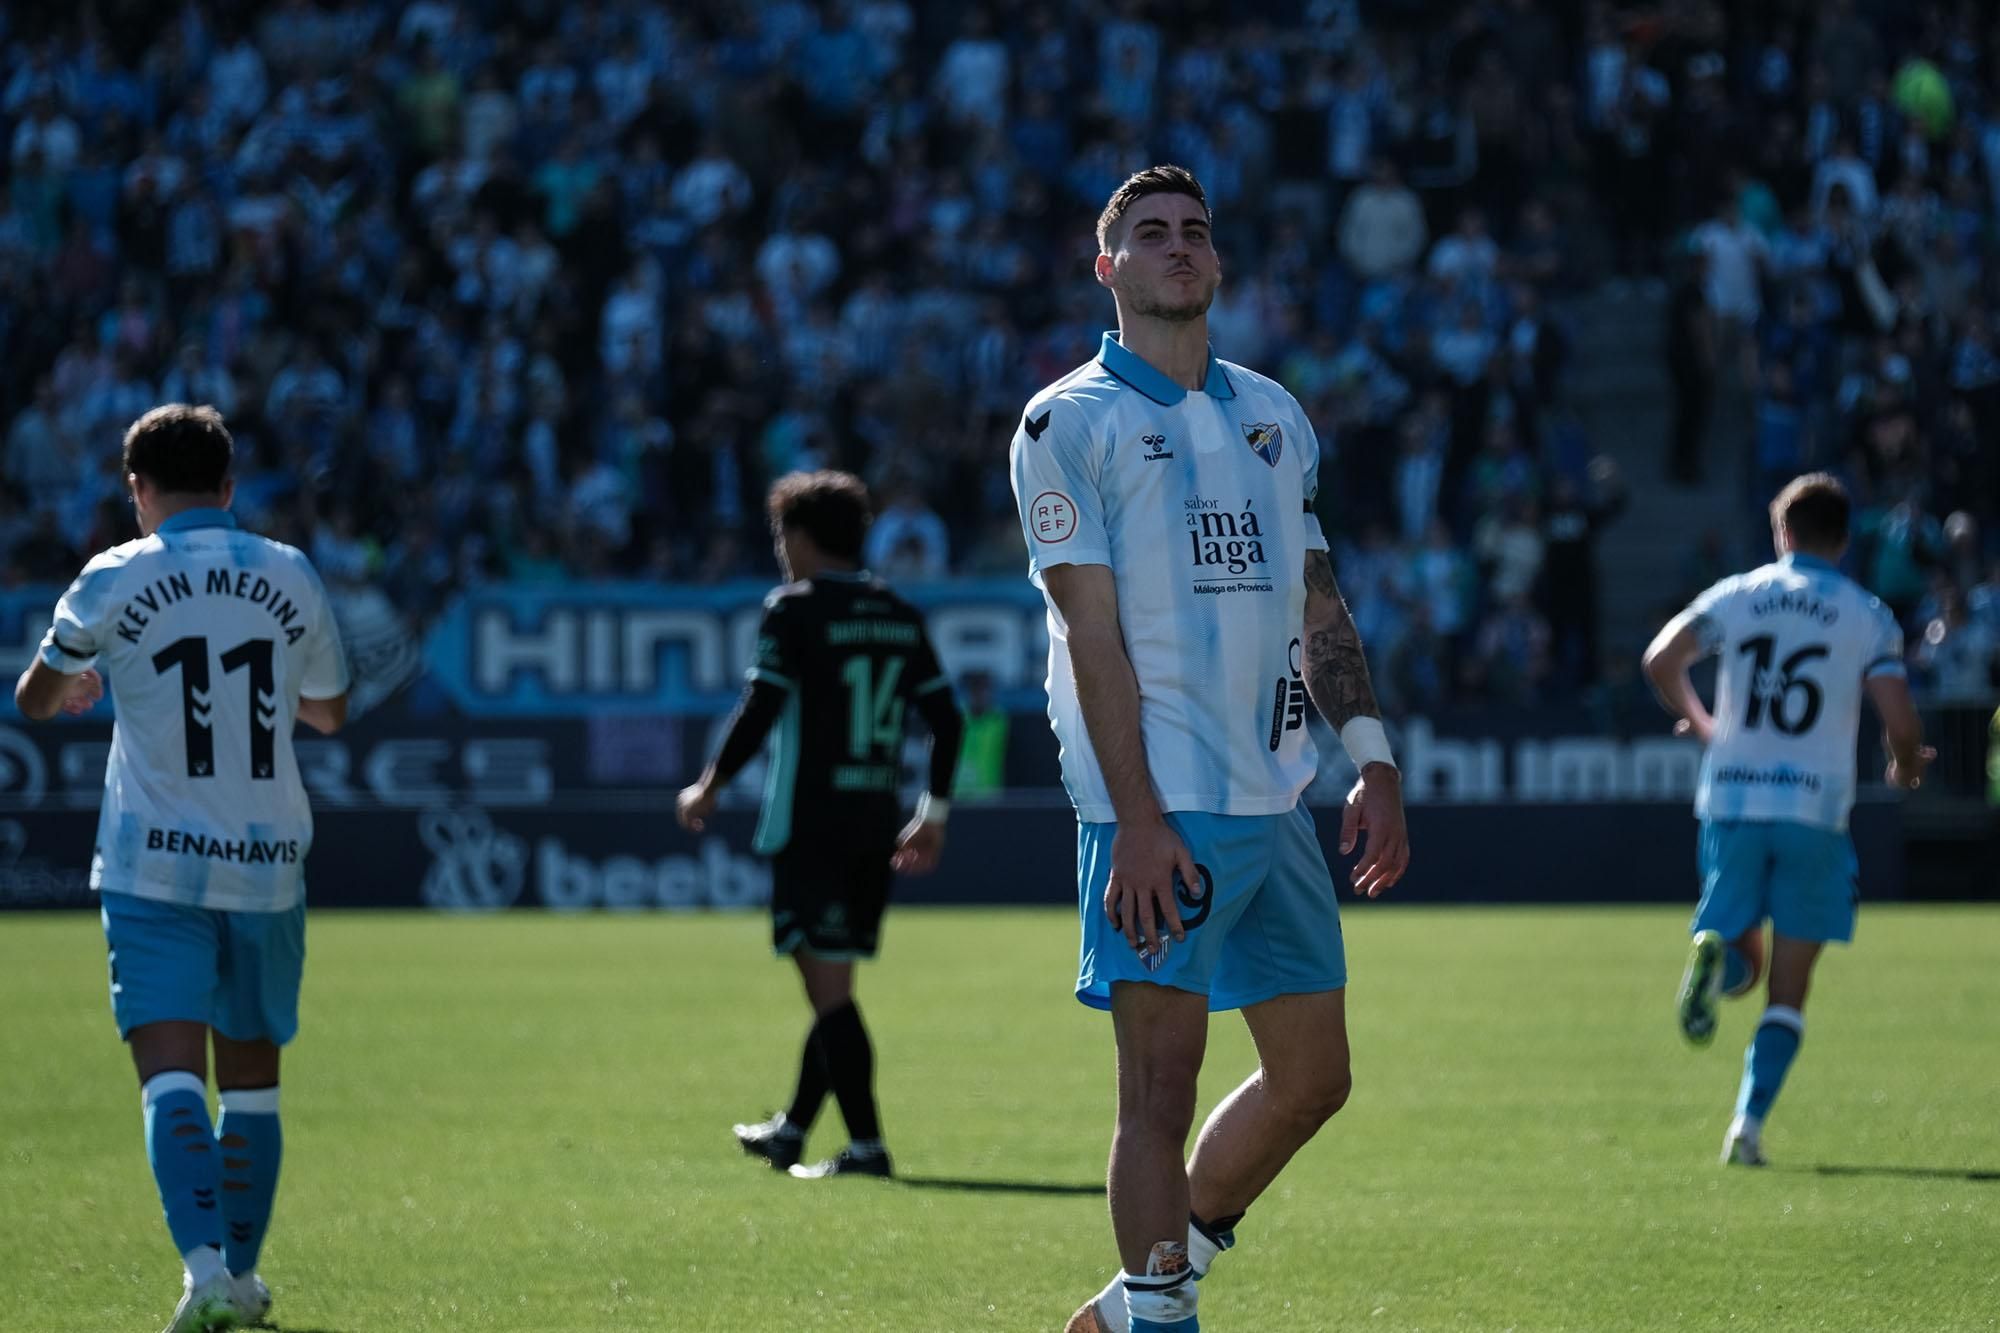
[769,469,873,563]
[1096,164,1212,254]
[123,403,234,494]
[1770,472,1850,551]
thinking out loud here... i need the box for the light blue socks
[1721,944,1754,996]
[142,1071,223,1266]
[1735,1005,1805,1123]
[216,1086,283,1275]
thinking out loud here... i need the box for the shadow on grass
[898,1174,1105,1197]
[1790,1163,2000,1183]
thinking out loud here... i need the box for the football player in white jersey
[15,405,350,1332]
[1644,474,1930,1167]
[1011,166,1409,1333]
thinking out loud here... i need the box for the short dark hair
[767,469,872,562]
[1770,472,1850,549]
[122,403,233,493]
[1096,164,1212,254]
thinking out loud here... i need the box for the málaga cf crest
[1242,421,1283,467]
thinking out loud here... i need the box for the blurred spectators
[0,0,1990,719]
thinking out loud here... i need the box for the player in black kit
[677,470,964,1179]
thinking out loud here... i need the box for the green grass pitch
[3,905,1996,1331]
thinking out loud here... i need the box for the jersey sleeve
[297,561,352,700]
[1293,401,1331,554]
[1682,576,1740,657]
[1862,599,1906,679]
[1009,397,1111,583]
[38,555,124,674]
[748,591,807,690]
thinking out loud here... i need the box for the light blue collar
[1781,551,1836,574]
[155,507,237,533]
[1097,331,1236,405]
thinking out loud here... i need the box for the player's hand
[891,818,945,875]
[1672,712,1715,745]
[60,668,104,716]
[675,781,719,832]
[1339,763,1409,898]
[1885,745,1936,790]
[1106,815,1198,956]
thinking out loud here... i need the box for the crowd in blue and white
[0,1,1993,710]
[1661,1,2000,706]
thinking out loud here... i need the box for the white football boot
[232,1272,272,1324]
[1677,930,1725,1046]
[164,1272,240,1332]
[1720,1116,1767,1167]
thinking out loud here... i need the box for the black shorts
[770,822,897,959]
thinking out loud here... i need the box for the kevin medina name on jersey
[109,567,312,647]
[146,827,303,864]
[1185,493,1274,592]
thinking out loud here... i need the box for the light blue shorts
[101,891,307,1044]
[1692,819,1858,945]
[1076,806,1347,1012]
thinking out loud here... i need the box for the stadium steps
[1558,285,1745,663]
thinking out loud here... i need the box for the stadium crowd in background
[0,0,1995,710]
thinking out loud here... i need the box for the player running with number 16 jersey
[1645,473,1930,1168]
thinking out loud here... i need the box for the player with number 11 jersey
[16,404,348,1332]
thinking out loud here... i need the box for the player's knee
[1271,1065,1351,1129]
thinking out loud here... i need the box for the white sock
[1729,1113,1763,1142]
[184,1245,226,1288]
[1123,1241,1197,1326]
[1093,1214,1229,1330]
[1185,1216,1229,1277]
[1089,1274,1129,1332]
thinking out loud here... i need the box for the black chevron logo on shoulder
[1024,409,1051,441]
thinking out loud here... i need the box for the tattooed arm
[1302,548,1409,896]
[1301,548,1383,732]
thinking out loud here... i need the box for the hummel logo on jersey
[1142,433,1175,461]
[1242,421,1283,467]
[1024,409,1052,441]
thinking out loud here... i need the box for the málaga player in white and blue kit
[1011,167,1410,1333]
[1644,473,1930,1168]
[14,405,349,1333]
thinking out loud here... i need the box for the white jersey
[1010,332,1329,822]
[38,509,349,911]
[1684,553,1904,832]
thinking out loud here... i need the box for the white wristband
[1339,717,1396,772]
[916,793,950,826]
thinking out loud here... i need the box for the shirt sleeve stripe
[747,666,795,689]
[1863,655,1906,678]
[914,675,951,695]
[1030,548,1113,571]
[40,629,97,670]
